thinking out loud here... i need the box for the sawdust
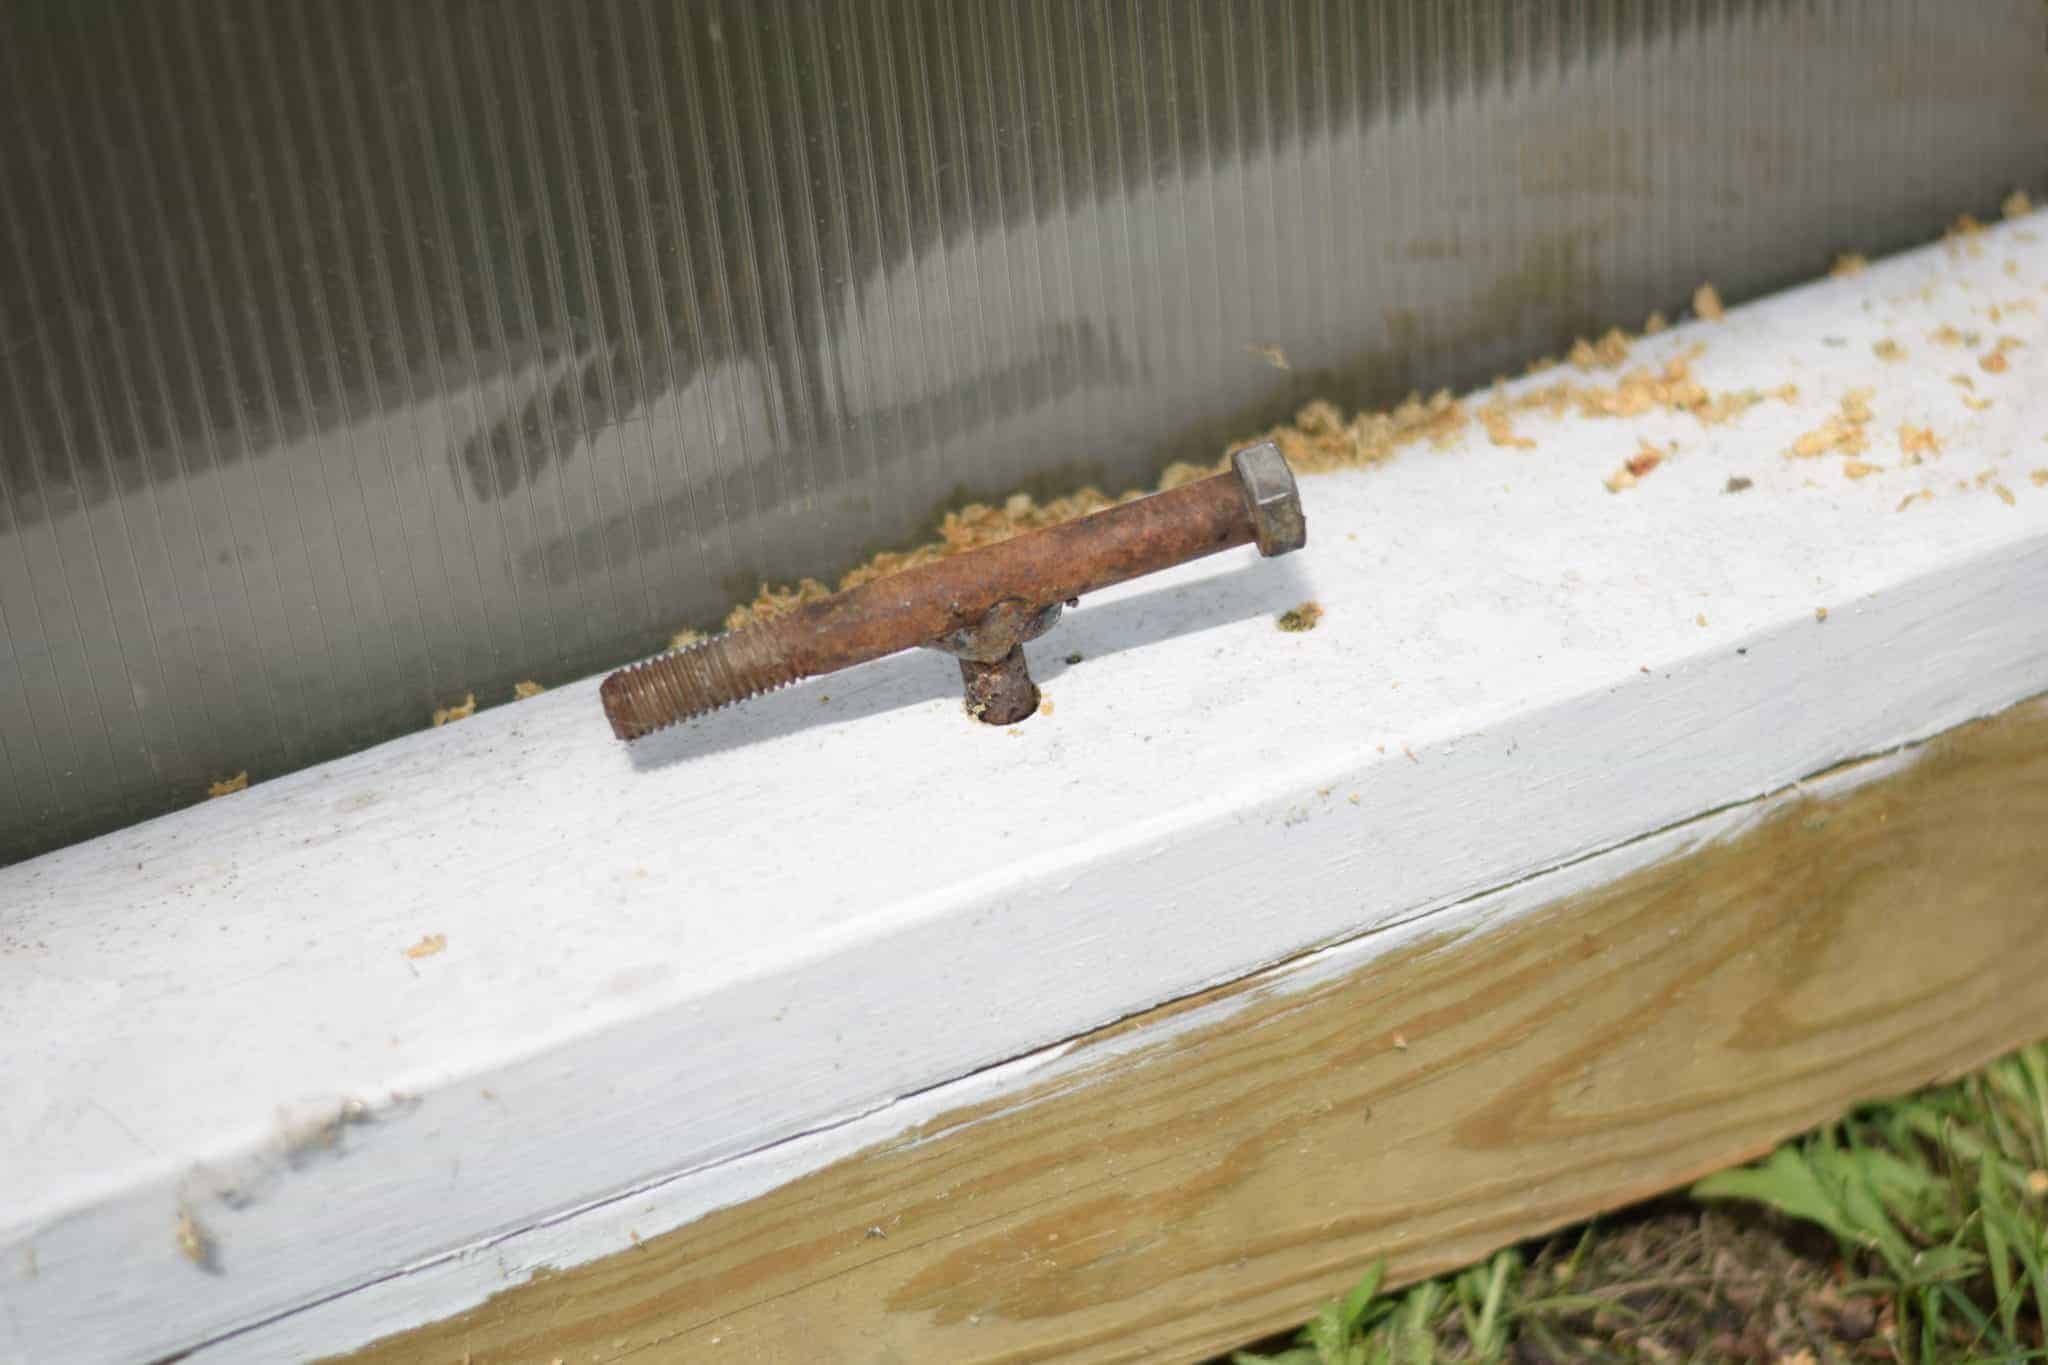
[1276,602,1324,633]
[720,340,1799,632]
[2005,189,2035,221]
[2032,470,2048,487]
[1830,253,1868,278]
[1981,349,2010,374]
[207,772,249,799]
[1569,328,1633,370]
[1842,460,1880,481]
[176,1206,213,1267]
[1899,425,1942,461]
[1789,391,1874,460]
[709,223,2014,642]
[1481,406,1537,450]
[1246,342,1290,370]
[432,694,476,727]
[1606,438,1670,492]
[1995,483,2017,507]
[404,933,447,960]
[512,681,545,701]
[1949,214,1987,259]
[1897,490,1933,512]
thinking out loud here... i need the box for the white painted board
[6,221,2048,1362]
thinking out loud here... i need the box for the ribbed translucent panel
[2,0,2044,865]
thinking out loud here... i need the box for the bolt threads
[599,626,805,740]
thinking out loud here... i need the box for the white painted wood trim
[7,221,2048,1363]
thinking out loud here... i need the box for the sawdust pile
[714,201,2034,637]
[720,340,1800,632]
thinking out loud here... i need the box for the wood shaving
[1037,698,1054,717]
[404,933,447,960]
[1930,324,1968,347]
[2031,470,2048,487]
[669,628,706,651]
[511,680,545,700]
[1981,349,2009,373]
[1962,393,1993,412]
[1995,483,2017,506]
[1276,601,1324,633]
[1830,253,1867,278]
[1842,460,1880,480]
[1788,390,1880,460]
[1643,310,1667,335]
[207,771,249,799]
[1481,403,1537,450]
[176,1207,213,1267]
[432,694,476,727]
[1897,490,1933,512]
[1898,425,1941,459]
[2006,189,2035,220]
[1607,437,1670,492]
[1693,283,1725,321]
[1872,338,1905,362]
[1948,214,1986,258]
[1569,328,1632,371]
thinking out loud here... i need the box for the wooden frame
[5,221,2048,1363]
[349,698,2048,1362]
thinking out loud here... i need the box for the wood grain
[345,698,2048,1364]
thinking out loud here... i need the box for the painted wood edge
[238,694,2048,1363]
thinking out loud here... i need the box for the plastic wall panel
[1,0,2045,865]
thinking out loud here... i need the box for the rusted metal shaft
[600,442,1304,739]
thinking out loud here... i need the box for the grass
[1226,1041,2048,1364]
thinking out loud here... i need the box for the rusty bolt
[599,441,1305,739]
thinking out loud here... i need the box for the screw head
[1231,441,1306,558]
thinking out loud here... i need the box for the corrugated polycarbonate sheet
[2,0,2045,866]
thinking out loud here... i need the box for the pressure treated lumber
[345,695,2048,1365]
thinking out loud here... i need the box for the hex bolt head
[1232,441,1306,558]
